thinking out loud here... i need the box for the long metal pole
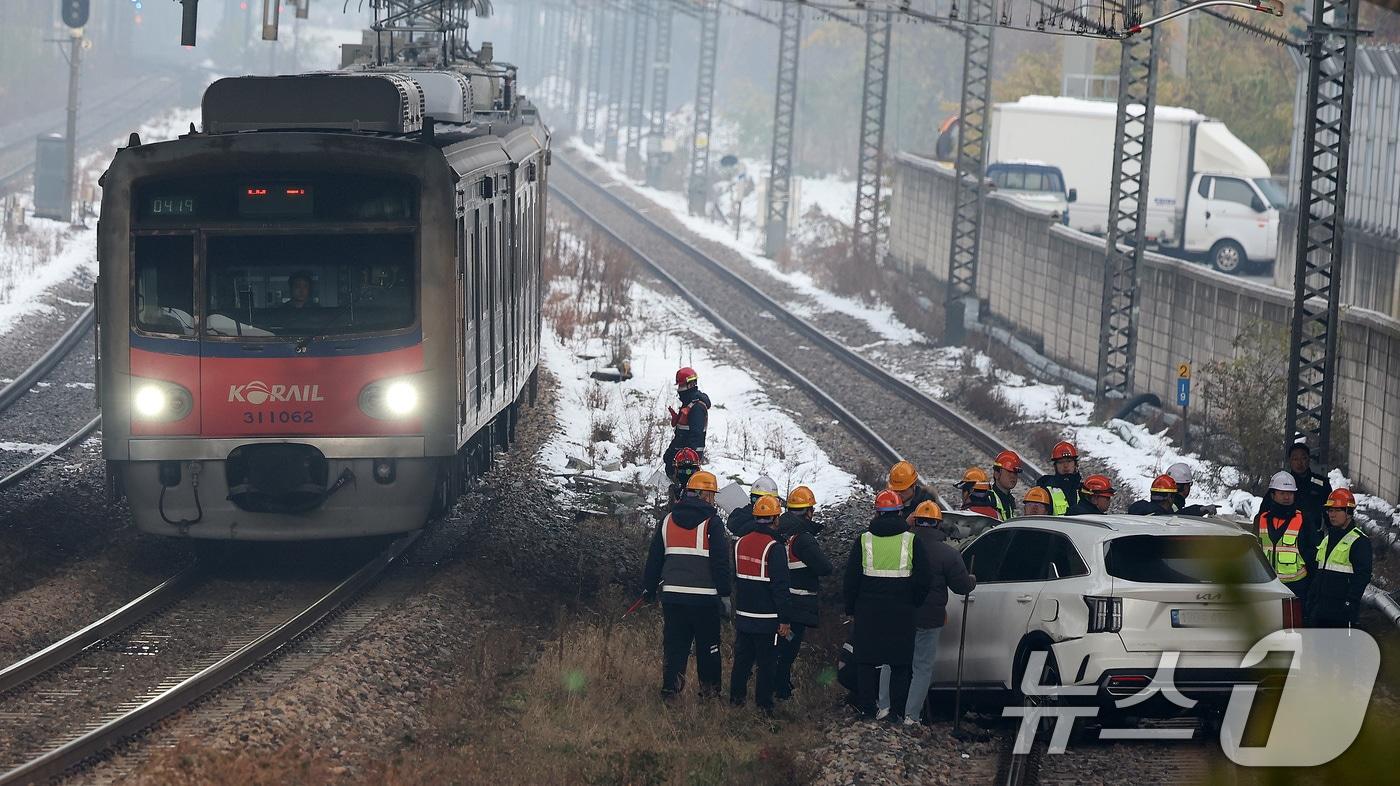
[1095,0,1161,402]
[852,9,893,268]
[63,31,81,225]
[605,7,629,160]
[583,5,606,145]
[1284,0,1360,465]
[625,0,652,179]
[763,1,802,258]
[568,5,587,134]
[942,0,995,342]
[687,0,720,215]
[646,4,674,187]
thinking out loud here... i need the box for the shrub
[1200,322,1289,490]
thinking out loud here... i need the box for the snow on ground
[0,107,200,338]
[569,139,924,345]
[0,440,58,455]
[540,239,860,509]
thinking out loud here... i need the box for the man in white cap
[727,475,781,536]
[1253,471,1317,599]
[1164,462,1217,516]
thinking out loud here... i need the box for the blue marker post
[1176,363,1191,453]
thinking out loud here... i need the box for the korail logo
[227,380,326,405]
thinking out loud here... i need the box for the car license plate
[1171,608,1232,628]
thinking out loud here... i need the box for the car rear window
[1104,535,1275,584]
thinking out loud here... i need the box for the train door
[486,198,497,406]
[131,233,200,433]
[472,206,484,415]
[494,187,506,404]
[455,194,467,443]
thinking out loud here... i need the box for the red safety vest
[735,532,775,582]
[671,399,708,431]
[660,515,717,596]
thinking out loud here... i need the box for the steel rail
[0,564,200,696]
[0,306,94,414]
[552,153,1048,485]
[0,530,419,786]
[0,414,101,491]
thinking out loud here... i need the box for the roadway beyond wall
[888,152,1400,499]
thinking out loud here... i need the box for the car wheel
[1210,240,1246,274]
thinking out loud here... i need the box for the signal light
[285,188,306,196]
[246,188,268,196]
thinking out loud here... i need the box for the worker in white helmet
[1164,462,1218,516]
[727,475,781,537]
[1253,471,1317,598]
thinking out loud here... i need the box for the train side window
[133,235,195,336]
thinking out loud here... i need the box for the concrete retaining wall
[889,152,1400,499]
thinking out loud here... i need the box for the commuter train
[96,58,549,540]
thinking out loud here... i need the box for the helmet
[888,460,918,492]
[1150,474,1179,495]
[1050,441,1079,461]
[1023,486,1052,505]
[750,475,780,497]
[913,500,943,521]
[675,366,698,387]
[1082,474,1115,497]
[686,470,718,493]
[674,447,701,467]
[959,467,992,492]
[875,489,904,512]
[1324,488,1356,509]
[1268,471,1298,492]
[1166,462,1193,485]
[993,450,1023,474]
[753,495,782,518]
[787,486,816,510]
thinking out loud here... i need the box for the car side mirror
[1251,195,1266,213]
[1067,188,1078,203]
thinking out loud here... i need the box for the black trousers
[774,622,808,699]
[661,602,722,696]
[730,630,778,710]
[857,663,911,720]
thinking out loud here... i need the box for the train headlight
[132,379,193,422]
[358,375,423,420]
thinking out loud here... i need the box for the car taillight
[1281,596,1303,629]
[1085,596,1122,633]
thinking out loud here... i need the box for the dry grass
[946,350,1022,428]
[135,741,344,786]
[372,597,836,786]
[1026,424,1064,462]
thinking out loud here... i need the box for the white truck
[988,95,1286,274]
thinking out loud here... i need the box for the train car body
[96,68,548,540]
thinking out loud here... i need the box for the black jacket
[663,389,711,475]
[1307,523,1372,625]
[1128,499,1177,516]
[990,486,1017,520]
[1169,493,1216,517]
[732,523,794,635]
[910,524,976,629]
[727,501,758,537]
[1290,469,1332,533]
[1254,500,1319,589]
[776,510,833,626]
[642,495,732,606]
[1065,498,1102,517]
[898,484,938,525]
[843,513,932,665]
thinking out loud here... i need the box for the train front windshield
[204,234,414,337]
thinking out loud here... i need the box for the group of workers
[641,367,1376,720]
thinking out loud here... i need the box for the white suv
[931,515,1299,712]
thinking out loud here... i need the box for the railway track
[0,533,417,785]
[551,154,1046,499]
[550,153,1226,785]
[0,305,99,491]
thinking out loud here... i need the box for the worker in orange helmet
[958,467,1003,520]
[1021,486,1054,517]
[1307,488,1372,628]
[663,366,710,480]
[888,460,937,525]
[842,489,932,723]
[989,450,1022,520]
[904,500,975,725]
[1128,474,1181,516]
[1034,440,1083,515]
[1066,474,1115,516]
[773,485,833,702]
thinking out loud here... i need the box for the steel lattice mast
[687,0,721,215]
[1095,0,1161,402]
[625,0,653,178]
[647,4,675,187]
[763,1,803,258]
[852,8,893,268]
[943,0,995,340]
[1285,0,1360,464]
[605,6,629,159]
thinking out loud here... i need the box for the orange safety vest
[1258,511,1308,583]
[660,515,717,596]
